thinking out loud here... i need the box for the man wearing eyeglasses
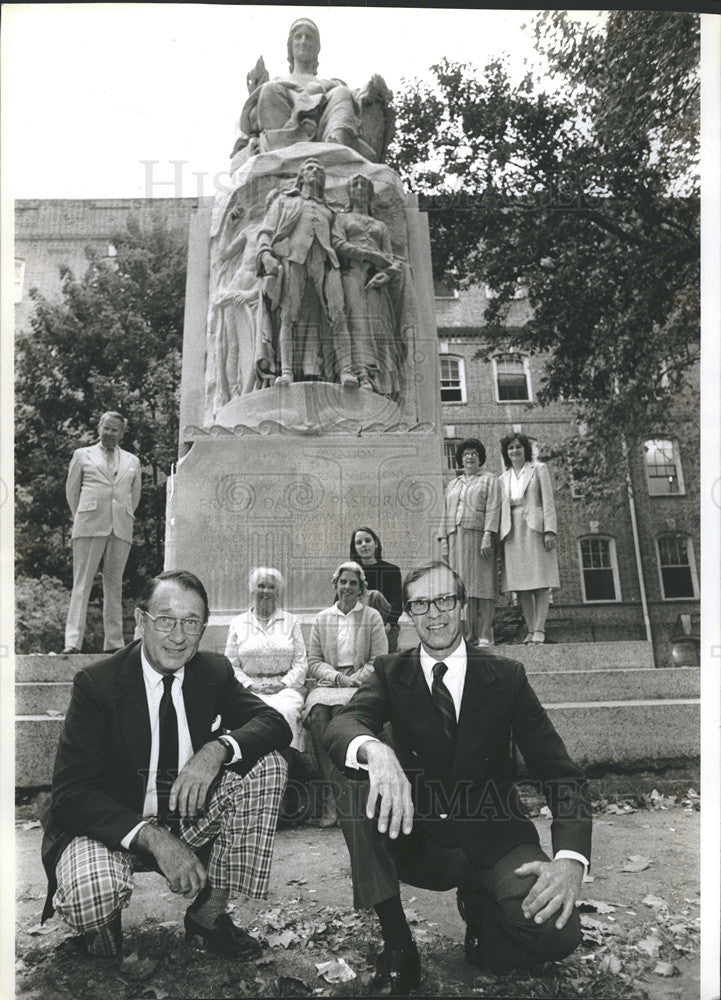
[324,561,591,995]
[41,570,292,963]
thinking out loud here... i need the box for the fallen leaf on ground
[316,958,356,983]
[405,908,421,924]
[266,929,300,949]
[621,855,652,873]
[599,954,622,975]
[22,820,41,830]
[605,803,636,814]
[24,924,53,936]
[124,953,158,980]
[654,962,678,977]
[642,894,667,909]
[636,933,661,957]
[577,900,617,914]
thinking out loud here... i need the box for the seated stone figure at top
[236,18,394,163]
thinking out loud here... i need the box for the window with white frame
[440,356,466,403]
[578,536,620,602]
[643,439,685,496]
[14,259,26,304]
[493,354,531,402]
[656,534,698,599]
[443,440,460,471]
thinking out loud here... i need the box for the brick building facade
[15,200,700,666]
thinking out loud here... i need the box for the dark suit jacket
[324,647,591,869]
[41,641,292,920]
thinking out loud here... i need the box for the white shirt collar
[331,601,364,617]
[419,637,467,680]
[140,645,185,688]
[250,606,284,627]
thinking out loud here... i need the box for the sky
[1,4,601,200]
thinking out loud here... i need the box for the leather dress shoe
[81,912,122,961]
[367,945,421,996]
[184,910,263,960]
[61,647,80,654]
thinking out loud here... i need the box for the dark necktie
[431,661,457,742]
[156,674,179,822]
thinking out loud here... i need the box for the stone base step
[14,666,699,717]
[16,636,657,683]
[16,697,699,787]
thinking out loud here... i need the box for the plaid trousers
[53,751,287,934]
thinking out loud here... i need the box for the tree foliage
[389,10,699,492]
[16,211,187,590]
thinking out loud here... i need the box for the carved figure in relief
[235,18,394,163]
[256,158,358,388]
[332,174,410,399]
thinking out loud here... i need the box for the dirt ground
[15,801,699,1000]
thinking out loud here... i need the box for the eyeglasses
[405,594,460,616]
[141,610,206,636]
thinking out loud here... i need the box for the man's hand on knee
[132,825,207,899]
[516,858,583,930]
[360,742,414,839]
[170,741,227,819]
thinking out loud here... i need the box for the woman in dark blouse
[349,527,403,653]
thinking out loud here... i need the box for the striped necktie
[431,661,457,742]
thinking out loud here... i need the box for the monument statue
[234,18,394,164]
[256,157,358,389]
[172,13,444,618]
[200,16,429,431]
[332,174,414,401]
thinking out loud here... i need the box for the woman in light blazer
[499,433,560,643]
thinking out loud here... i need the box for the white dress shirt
[100,443,119,479]
[331,601,365,665]
[345,639,588,872]
[509,463,531,501]
[120,648,241,849]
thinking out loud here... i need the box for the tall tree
[389,10,699,493]
[16,211,188,590]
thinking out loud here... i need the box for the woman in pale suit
[304,561,387,825]
[438,438,500,645]
[498,433,560,643]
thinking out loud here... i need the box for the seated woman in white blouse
[224,567,308,752]
[304,561,387,826]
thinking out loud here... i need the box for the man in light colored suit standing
[63,412,142,654]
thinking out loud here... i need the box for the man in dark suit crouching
[324,561,591,995]
[41,570,292,962]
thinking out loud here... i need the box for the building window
[493,354,531,402]
[443,440,460,472]
[14,258,26,304]
[578,536,620,602]
[643,439,685,496]
[656,534,698,599]
[440,356,466,403]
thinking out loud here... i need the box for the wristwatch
[216,735,235,764]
